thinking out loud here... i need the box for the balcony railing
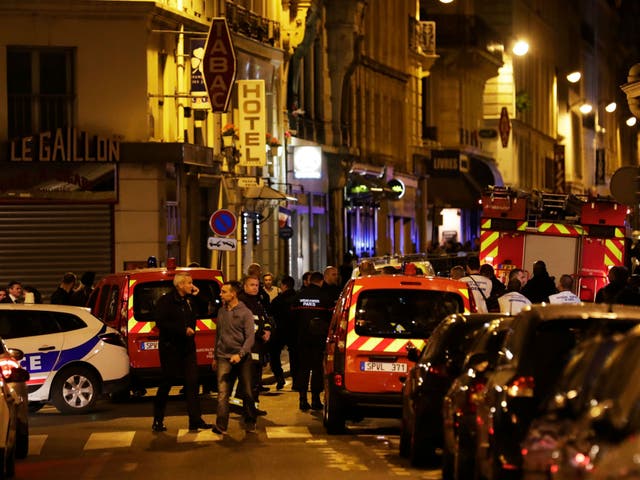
[225,1,280,47]
[409,18,436,56]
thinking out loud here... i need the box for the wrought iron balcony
[225,1,280,47]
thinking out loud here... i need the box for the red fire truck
[479,186,629,301]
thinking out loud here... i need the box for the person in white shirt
[548,274,581,304]
[498,278,532,315]
[460,257,492,313]
[262,273,281,302]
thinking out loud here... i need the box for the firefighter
[292,271,334,411]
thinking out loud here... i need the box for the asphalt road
[16,371,442,480]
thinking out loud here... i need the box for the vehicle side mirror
[7,367,29,383]
[7,348,24,361]
[466,352,490,371]
[407,345,420,362]
[590,400,626,442]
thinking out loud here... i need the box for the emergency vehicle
[88,259,224,395]
[479,186,628,301]
[323,273,473,433]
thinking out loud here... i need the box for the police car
[0,304,130,414]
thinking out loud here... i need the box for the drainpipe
[177,24,186,143]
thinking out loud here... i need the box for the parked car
[88,262,223,395]
[0,303,130,414]
[350,254,436,277]
[0,339,30,479]
[551,322,640,480]
[441,316,514,480]
[520,332,624,480]
[473,304,640,480]
[400,313,507,467]
[323,273,473,434]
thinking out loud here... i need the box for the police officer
[152,273,211,432]
[292,271,335,411]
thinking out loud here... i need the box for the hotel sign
[9,128,120,162]
[237,80,266,167]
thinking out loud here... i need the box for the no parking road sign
[209,209,237,236]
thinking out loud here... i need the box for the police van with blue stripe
[0,304,130,413]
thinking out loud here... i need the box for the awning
[243,185,295,201]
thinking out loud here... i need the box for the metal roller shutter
[0,204,113,302]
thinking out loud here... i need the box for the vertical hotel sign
[238,80,266,167]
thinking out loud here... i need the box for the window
[132,280,222,322]
[0,311,60,339]
[54,312,87,332]
[7,46,75,138]
[354,289,463,338]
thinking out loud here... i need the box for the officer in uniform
[292,271,335,411]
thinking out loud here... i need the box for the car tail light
[467,381,485,412]
[427,365,447,376]
[333,373,343,387]
[99,332,127,348]
[506,376,535,397]
[335,307,349,353]
[0,357,20,378]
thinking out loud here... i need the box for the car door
[0,309,64,398]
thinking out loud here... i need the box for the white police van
[0,304,130,413]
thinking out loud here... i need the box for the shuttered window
[0,204,112,302]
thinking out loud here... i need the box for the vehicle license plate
[140,341,158,351]
[360,361,407,373]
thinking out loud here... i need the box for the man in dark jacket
[270,275,298,390]
[521,260,558,303]
[238,275,272,412]
[50,272,77,305]
[292,271,335,411]
[152,273,211,432]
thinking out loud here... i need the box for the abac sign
[203,18,237,113]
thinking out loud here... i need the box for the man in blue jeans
[211,281,257,434]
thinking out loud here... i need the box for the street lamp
[512,39,529,56]
[566,71,582,83]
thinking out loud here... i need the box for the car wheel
[15,419,28,459]
[453,433,474,480]
[409,409,438,467]
[4,445,14,480]
[441,443,454,480]
[399,420,411,458]
[323,385,345,434]
[51,366,100,414]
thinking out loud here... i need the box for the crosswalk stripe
[84,431,136,450]
[28,434,47,456]
[177,429,223,443]
[265,426,311,439]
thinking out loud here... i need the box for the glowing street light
[626,116,637,127]
[566,71,582,83]
[579,103,593,114]
[512,40,529,56]
[605,102,617,113]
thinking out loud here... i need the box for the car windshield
[133,279,222,322]
[354,289,463,338]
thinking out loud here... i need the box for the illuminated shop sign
[9,128,120,162]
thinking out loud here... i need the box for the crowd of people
[0,271,95,305]
[152,263,345,434]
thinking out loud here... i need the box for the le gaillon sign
[9,127,120,162]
